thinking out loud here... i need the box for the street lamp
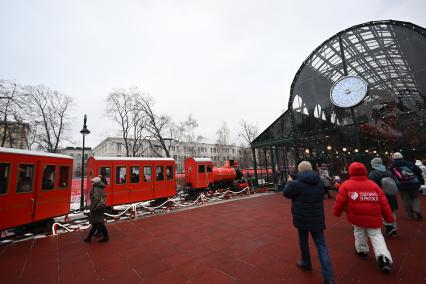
[80,114,90,211]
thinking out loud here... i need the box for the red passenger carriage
[0,147,73,231]
[85,156,176,207]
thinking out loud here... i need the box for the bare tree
[238,120,259,168]
[137,95,172,157]
[106,87,150,157]
[0,80,19,147]
[24,85,74,153]
[0,80,34,149]
[174,114,201,157]
[215,121,231,163]
[239,120,259,146]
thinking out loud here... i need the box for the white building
[91,137,245,172]
[61,147,92,177]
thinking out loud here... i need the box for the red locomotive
[0,147,73,231]
[184,157,247,191]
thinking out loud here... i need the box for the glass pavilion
[251,20,426,183]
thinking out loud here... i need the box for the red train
[184,157,247,190]
[0,147,73,231]
[0,148,247,232]
[85,156,176,207]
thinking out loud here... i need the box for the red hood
[348,162,368,177]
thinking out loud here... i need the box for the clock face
[330,76,368,108]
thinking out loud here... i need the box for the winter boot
[355,250,369,260]
[385,225,397,237]
[378,256,392,274]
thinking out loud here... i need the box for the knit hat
[393,152,403,159]
[298,161,312,172]
[91,176,101,184]
[371,157,385,171]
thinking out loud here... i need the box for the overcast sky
[1,0,425,148]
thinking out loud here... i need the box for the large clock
[330,76,368,108]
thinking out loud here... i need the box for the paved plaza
[1,192,425,283]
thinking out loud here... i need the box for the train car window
[130,166,140,183]
[207,165,212,173]
[0,163,10,194]
[99,167,111,185]
[156,166,164,181]
[166,166,173,180]
[42,165,56,191]
[16,164,34,193]
[198,165,205,173]
[115,166,126,184]
[144,166,152,182]
[58,166,70,189]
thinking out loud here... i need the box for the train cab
[0,147,73,231]
[184,158,214,189]
[85,156,176,207]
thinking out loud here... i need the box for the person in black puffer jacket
[284,161,335,284]
[369,157,398,237]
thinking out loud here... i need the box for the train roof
[90,156,175,161]
[0,147,73,160]
[190,158,213,162]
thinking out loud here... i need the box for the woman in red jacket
[334,162,394,274]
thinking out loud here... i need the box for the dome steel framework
[251,20,426,183]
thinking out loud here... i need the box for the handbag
[381,172,398,196]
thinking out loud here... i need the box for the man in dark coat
[368,157,398,237]
[389,152,424,220]
[84,176,109,243]
[284,161,335,284]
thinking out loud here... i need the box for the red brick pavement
[1,192,425,283]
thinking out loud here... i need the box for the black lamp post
[80,114,90,211]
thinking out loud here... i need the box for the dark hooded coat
[283,170,325,232]
[89,182,106,224]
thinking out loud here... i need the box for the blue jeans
[298,229,334,281]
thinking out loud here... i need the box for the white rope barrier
[51,222,73,235]
[49,186,252,236]
[209,187,250,199]
[169,194,204,207]
[104,205,136,218]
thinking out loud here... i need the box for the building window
[0,163,10,194]
[117,143,122,152]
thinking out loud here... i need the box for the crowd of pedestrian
[283,152,425,283]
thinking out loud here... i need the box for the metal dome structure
[251,20,426,182]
